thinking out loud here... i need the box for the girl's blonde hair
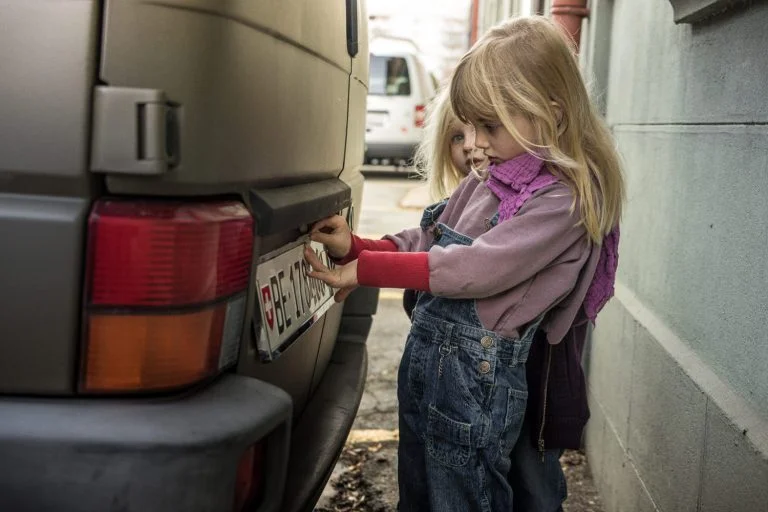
[414,87,467,201]
[450,15,624,243]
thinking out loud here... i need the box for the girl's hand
[309,215,352,259]
[304,245,358,302]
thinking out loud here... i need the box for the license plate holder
[255,240,335,361]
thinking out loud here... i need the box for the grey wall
[582,1,768,510]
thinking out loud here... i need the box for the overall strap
[419,198,449,231]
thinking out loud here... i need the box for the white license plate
[366,112,388,130]
[255,241,335,360]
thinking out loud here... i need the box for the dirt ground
[314,177,605,512]
[316,441,603,512]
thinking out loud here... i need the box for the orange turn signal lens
[82,305,228,392]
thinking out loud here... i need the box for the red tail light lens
[414,104,426,128]
[234,442,265,511]
[89,201,252,306]
[81,199,253,393]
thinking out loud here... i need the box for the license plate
[255,241,335,360]
[366,111,388,130]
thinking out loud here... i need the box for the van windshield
[369,55,411,96]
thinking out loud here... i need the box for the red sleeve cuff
[334,234,399,265]
[357,250,431,291]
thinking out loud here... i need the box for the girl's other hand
[304,245,359,302]
[309,215,352,259]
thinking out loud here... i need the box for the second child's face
[449,121,488,175]
[473,115,536,165]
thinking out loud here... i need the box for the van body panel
[0,1,373,509]
[99,0,351,192]
[0,0,99,180]
[0,195,88,394]
[0,1,100,393]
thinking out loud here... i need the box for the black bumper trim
[365,142,417,160]
[280,340,367,512]
[0,376,292,512]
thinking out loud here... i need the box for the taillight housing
[234,442,266,511]
[80,199,253,393]
[414,104,426,128]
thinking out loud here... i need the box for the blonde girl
[306,16,624,511]
[414,87,488,201]
[404,88,488,317]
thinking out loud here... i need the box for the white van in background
[365,38,437,167]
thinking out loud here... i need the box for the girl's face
[448,121,488,175]
[473,115,536,165]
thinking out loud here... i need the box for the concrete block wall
[587,294,768,511]
[582,1,768,510]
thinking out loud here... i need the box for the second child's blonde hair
[450,16,624,243]
[414,87,466,201]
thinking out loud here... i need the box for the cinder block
[585,391,607,486]
[634,484,659,512]
[699,405,768,512]
[627,325,707,512]
[599,411,658,512]
[600,414,630,512]
[607,0,768,124]
[588,300,637,446]
[614,124,768,417]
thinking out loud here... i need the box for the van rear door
[95,0,352,192]
[93,0,358,417]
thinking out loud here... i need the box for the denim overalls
[397,201,545,511]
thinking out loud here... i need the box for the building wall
[473,0,536,37]
[581,1,768,510]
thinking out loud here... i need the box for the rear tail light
[81,199,253,393]
[234,442,266,511]
[414,104,426,128]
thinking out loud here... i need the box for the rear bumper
[281,340,367,512]
[0,375,292,512]
[365,141,417,161]
[0,339,368,512]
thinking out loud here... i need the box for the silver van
[0,1,374,511]
[365,38,437,166]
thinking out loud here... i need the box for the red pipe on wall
[469,0,481,46]
[551,0,590,51]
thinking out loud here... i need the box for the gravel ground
[316,441,604,512]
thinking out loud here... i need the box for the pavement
[315,175,605,512]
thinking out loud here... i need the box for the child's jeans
[396,206,556,510]
[397,305,542,511]
[508,419,568,511]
